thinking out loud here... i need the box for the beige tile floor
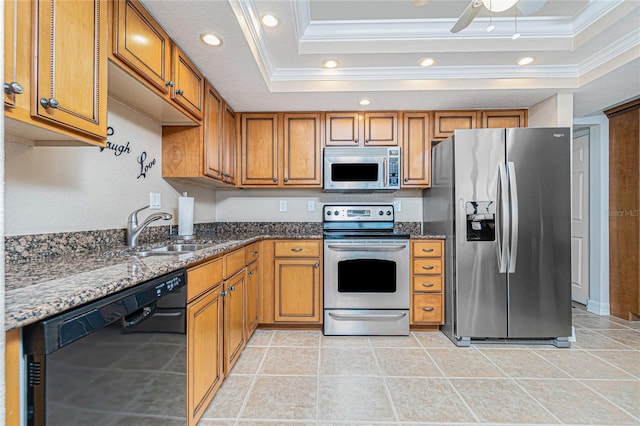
[199,306,639,425]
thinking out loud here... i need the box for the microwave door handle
[383,158,387,188]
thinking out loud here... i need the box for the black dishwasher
[23,269,188,426]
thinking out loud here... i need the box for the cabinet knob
[248,270,255,275]
[422,307,435,311]
[231,285,236,291]
[354,139,359,144]
[365,139,369,144]
[404,178,409,182]
[4,82,23,95]
[284,177,288,182]
[40,98,59,109]
[314,263,319,268]
[165,81,174,87]
[220,290,228,296]
[251,251,259,255]
[273,177,278,182]
[175,89,184,96]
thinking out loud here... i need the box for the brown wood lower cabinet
[411,240,445,327]
[245,260,260,337]
[274,258,321,322]
[224,269,246,374]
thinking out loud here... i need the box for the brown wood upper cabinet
[240,113,322,187]
[325,111,399,146]
[111,0,172,94]
[171,43,204,120]
[110,0,203,121]
[402,112,432,188]
[480,110,527,128]
[3,0,107,144]
[433,111,477,140]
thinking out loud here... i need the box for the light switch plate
[279,200,287,212]
[393,200,401,212]
[150,192,161,209]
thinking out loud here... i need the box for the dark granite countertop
[6,230,444,331]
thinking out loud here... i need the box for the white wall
[215,189,424,222]
[574,114,610,316]
[4,99,217,236]
[529,93,574,128]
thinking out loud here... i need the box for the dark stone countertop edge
[5,233,444,331]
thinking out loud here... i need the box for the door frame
[571,128,590,304]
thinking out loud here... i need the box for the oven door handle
[325,244,407,251]
[328,312,407,321]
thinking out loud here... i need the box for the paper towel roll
[178,193,194,236]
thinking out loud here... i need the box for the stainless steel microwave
[323,146,401,192]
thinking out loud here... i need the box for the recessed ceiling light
[323,59,339,69]
[518,56,534,66]
[261,14,279,27]
[359,99,371,106]
[200,33,222,47]
[418,57,436,67]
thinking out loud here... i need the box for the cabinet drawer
[412,294,443,324]
[188,258,223,301]
[274,241,320,257]
[413,241,442,258]
[245,242,260,264]
[413,275,442,293]
[413,259,442,275]
[224,248,246,278]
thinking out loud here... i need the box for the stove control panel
[324,205,394,222]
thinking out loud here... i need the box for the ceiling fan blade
[517,0,547,15]
[450,0,484,33]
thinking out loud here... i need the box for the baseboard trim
[587,299,610,316]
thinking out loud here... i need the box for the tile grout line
[234,331,274,423]
[474,345,566,425]
[316,333,321,423]
[415,332,482,424]
[583,349,640,379]
[589,329,639,350]
[368,335,402,424]
[577,378,640,423]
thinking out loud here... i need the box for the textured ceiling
[140,0,640,117]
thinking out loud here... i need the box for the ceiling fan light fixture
[200,33,222,47]
[512,32,521,39]
[518,56,534,66]
[487,24,495,32]
[482,0,519,12]
[323,59,339,69]
[419,57,436,67]
[261,14,279,28]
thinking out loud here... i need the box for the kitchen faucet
[126,205,173,248]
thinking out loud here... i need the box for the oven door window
[331,163,379,182]
[338,259,396,292]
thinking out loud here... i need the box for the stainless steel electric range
[323,204,410,335]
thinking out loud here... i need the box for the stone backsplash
[5,221,421,263]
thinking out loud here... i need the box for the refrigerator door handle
[507,162,519,273]
[496,164,509,273]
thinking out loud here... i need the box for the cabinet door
[402,112,431,187]
[225,270,246,373]
[3,0,30,110]
[204,83,223,179]
[364,112,399,146]
[34,0,107,138]
[433,111,477,139]
[112,0,172,94]
[274,258,321,323]
[172,44,204,120]
[480,110,527,128]
[283,113,322,186]
[240,113,279,186]
[245,261,260,339]
[325,112,360,146]
[187,285,224,426]
[222,104,236,184]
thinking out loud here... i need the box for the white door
[571,130,590,304]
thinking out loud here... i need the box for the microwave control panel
[388,149,400,189]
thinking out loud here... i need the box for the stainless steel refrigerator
[424,128,572,347]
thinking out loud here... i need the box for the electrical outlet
[307,200,315,211]
[279,200,287,212]
[393,200,401,212]
[150,192,161,209]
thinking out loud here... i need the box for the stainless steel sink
[135,243,215,257]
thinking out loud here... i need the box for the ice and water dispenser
[465,201,495,241]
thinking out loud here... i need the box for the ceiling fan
[450,0,547,33]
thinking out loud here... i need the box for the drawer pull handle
[422,265,435,270]
[422,248,435,253]
[291,248,303,252]
[251,251,259,255]
[422,307,435,311]
[422,283,434,287]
